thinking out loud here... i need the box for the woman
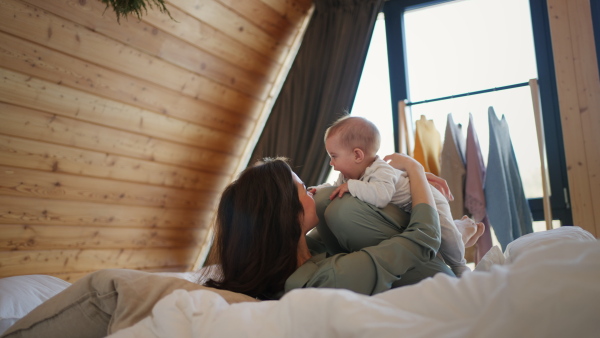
[3,153,476,338]
[205,153,455,299]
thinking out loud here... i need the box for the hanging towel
[413,115,442,176]
[484,107,533,250]
[440,114,467,219]
[465,113,493,263]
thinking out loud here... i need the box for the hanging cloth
[464,113,493,263]
[484,107,533,250]
[440,114,467,219]
[413,115,442,176]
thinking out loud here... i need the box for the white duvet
[109,237,600,338]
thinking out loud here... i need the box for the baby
[310,116,473,276]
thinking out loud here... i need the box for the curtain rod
[406,81,530,106]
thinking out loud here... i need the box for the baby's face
[325,134,361,179]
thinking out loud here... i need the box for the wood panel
[0,70,250,152]
[0,224,202,251]
[0,0,312,280]
[218,0,301,45]
[169,0,288,61]
[0,195,215,228]
[0,101,237,174]
[0,165,217,208]
[142,1,279,86]
[0,1,258,113]
[548,0,600,236]
[0,135,229,192]
[260,0,313,23]
[28,0,279,83]
[0,20,260,127]
[0,247,197,277]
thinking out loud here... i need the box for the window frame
[592,0,600,79]
[382,0,572,225]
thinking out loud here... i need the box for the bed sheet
[108,239,600,338]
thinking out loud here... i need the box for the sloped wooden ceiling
[0,0,313,281]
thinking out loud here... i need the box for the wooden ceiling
[0,0,313,281]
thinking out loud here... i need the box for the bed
[1,226,599,338]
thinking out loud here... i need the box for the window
[324,14,394,184]
[403,0,541,199]
[383,0,572,226]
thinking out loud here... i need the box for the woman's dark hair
[203,157,304,299]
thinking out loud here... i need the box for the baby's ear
[353,148,365,162]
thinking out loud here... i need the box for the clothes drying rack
[397,79,553,230]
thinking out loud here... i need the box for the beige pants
[3,269,256,338]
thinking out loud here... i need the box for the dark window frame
[592,0,600,79]
[382,0,572,225]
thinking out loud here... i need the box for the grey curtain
[250,0,385,186]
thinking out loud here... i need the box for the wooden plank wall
[547,0,600,237]
[0,0,313,281]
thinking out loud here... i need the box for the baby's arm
[308,182,331,194]
[308,173,343,194]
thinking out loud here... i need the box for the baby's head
[324,116,380,179]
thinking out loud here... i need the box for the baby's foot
[454,216,485,248]
[466,222,484,248]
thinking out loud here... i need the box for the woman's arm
[385,153,454,201]
[292,202,444,296]
[287,154,447,296]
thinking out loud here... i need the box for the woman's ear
[353,148,365,163]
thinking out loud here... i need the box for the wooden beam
[547,0,600,236]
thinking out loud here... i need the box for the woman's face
[292,172,319,233]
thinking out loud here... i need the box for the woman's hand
[383,153,423,173]
[425,173,454,201]
[385,153,454,202]
[384,153,434,208]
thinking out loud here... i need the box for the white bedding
[0,275,70,335]
[109,237,600,338]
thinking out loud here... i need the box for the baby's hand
[330,183,349,200]
[308,187,317,195]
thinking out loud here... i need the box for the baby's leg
[314,187,410,253]
[431,187,471,277]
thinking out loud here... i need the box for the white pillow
[504,226,596,264]
[474,226,597,272]
[0,275,71,335]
